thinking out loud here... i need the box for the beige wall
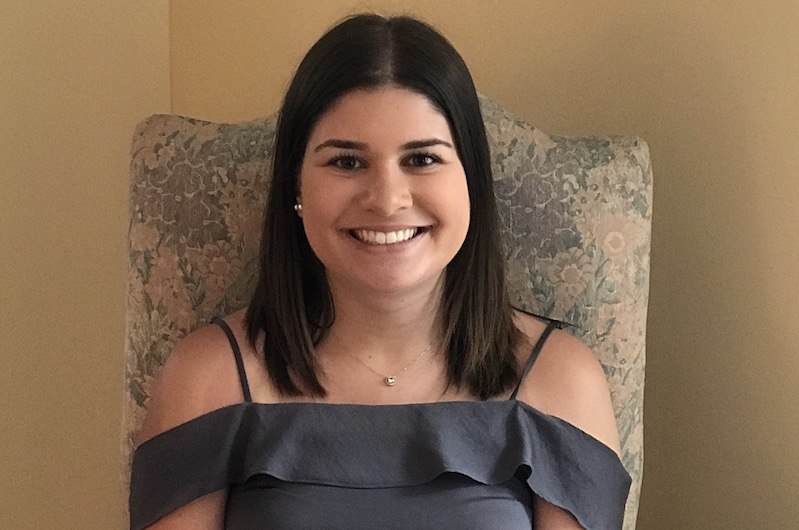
[169,1,799,528]
[1,2,170,529]
[4,1,797,528]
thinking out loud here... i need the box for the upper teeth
[354,228,418,245]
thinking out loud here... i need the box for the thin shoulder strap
[211,316,253,403]
[509,320,559,400]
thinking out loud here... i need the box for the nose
[359,162,412,216]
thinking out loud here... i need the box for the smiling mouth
[350,227,425,245]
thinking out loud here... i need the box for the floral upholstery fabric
[122,97,651,529]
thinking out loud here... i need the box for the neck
[322,276,444,365]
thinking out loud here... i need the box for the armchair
[122,96,651,528]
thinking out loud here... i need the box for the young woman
[130,13,630,530]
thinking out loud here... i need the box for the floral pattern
[122,97,652,529]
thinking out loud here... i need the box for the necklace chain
[343,342,434,387]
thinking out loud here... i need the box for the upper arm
[515,324,621,455]
[135,323,242,529]
[533,496,586,529]
[137,323,244,444]
[142,491,227,530]
[514,317,622,529]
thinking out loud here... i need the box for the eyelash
[327,151,443,170]
[328,154,363,170]
[406,151,442,167]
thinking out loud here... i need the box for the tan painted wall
[6,1,792,528]
[169,1,799,528]
[0,2,170,528]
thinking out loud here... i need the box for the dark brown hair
[246,14,519,399]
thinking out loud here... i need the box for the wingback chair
[122,96,652,528]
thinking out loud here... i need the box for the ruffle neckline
[131,400,630,530]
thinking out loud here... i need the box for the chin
[341,270,445,297]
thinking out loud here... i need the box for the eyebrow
[313,138,454,152]
[313,139,367,152]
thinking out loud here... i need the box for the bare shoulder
[136,310,251,446]
[513,311,621,454]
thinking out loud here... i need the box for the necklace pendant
[384,375,397,386]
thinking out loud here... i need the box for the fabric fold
[130,400,630,530]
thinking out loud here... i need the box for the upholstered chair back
[122,97,652,528]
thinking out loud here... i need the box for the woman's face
[298,86,470,297]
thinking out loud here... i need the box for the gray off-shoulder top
[130,319,630,530]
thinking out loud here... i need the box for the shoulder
[513,311,621,454]
[136,310,251,445]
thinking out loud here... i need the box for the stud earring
[294,203,303,213]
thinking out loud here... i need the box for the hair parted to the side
[246,13,520,399]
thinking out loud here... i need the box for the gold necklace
[345,343,434,386]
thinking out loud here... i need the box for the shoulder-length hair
[246,13,519,399]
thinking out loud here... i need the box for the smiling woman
[129,13,630,530]
[299,87,470,298]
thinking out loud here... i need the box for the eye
[328,155,365,171]
[405,152,441,168]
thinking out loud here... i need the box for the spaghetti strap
[211,316,253,403]
[509,320,559,400]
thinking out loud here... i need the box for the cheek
[456,191,472,241]
[299,212,334,270]
[297,179,348,258]
[300,204,333,245]
[298,170,330,216]
[296,175,322,241]
[424,173,470,247]
[449,175,472,228]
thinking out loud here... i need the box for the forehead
[309,86,453,143]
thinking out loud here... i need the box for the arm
[135,324,244,529]
[514,318,622,529]
[533,497,589,530]
[141,493,226,530]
